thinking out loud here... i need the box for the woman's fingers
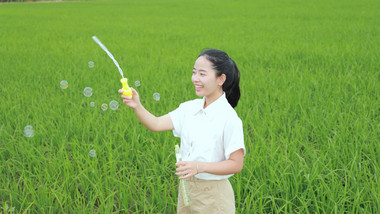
[119,89,133,102]
[119,89,134,99]
[175,161,197,179]
[177,170,195,179]
[121,95,132,100]
[131,87,138,95]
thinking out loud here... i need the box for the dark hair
[199,49,241,108]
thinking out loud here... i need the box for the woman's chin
[195,91,203,97]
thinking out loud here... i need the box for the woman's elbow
[147,126,160,132]
[230,149,245,174]
[233,164,243,174]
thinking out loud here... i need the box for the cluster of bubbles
[57,61,160,117]
[98,100,119,111]
[24,125,35,138]
[52,57,167,173]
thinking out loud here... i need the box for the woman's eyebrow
[193,67,208,72]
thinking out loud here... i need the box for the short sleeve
[168,103,186,138]
[223,117,245,160]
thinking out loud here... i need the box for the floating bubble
[153,92,160,101]
[60,80,68,89]
[88,61,94,68]
[25,130,35,138]
[101,103,108,111]
[134,80,141,87]
[90,102,95,107]
[24,125,35,138]
[89,149,96,157]
[109,100,119,111]
[83,87,93,97]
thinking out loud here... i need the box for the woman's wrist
[196,162,205,174]
[132,102,143,111]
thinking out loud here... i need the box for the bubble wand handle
[175,145,190,206]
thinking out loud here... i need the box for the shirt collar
[193,93,229,118]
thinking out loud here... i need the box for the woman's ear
[218,74,226,86]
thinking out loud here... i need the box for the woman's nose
[192,73,200,82]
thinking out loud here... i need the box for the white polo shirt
[169,93,245,180]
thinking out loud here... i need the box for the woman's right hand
[119,87,141,109]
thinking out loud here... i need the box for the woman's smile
[195,85,203,91]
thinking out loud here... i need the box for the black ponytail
[199,49,241,108]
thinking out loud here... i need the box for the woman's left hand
[175,161,198,179]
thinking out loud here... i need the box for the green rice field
[0,0,379,213]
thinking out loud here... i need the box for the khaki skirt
[177,176,235,214]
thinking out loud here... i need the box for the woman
[119,49,245,213]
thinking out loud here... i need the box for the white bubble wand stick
[92,36,132,97]
[175,145,190,206]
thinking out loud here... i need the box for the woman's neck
[203,90,223,109]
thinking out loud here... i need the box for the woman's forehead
[194,56,214,71]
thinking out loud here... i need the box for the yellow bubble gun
[121,78,133,97]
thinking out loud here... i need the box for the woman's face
[192,56,225,99]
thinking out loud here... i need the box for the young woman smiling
[119,49,245,213]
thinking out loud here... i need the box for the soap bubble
[109,100,119,110]
[24,125,35,138]
[60,80,68,89]
[83,87,93,97]
[88,61,94,68]
[134,80,141,87]
[153,92,160,101]
[25,130,35,138]
[90,102,95,107]
[89,149,96,157]
[101,103,108,111]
